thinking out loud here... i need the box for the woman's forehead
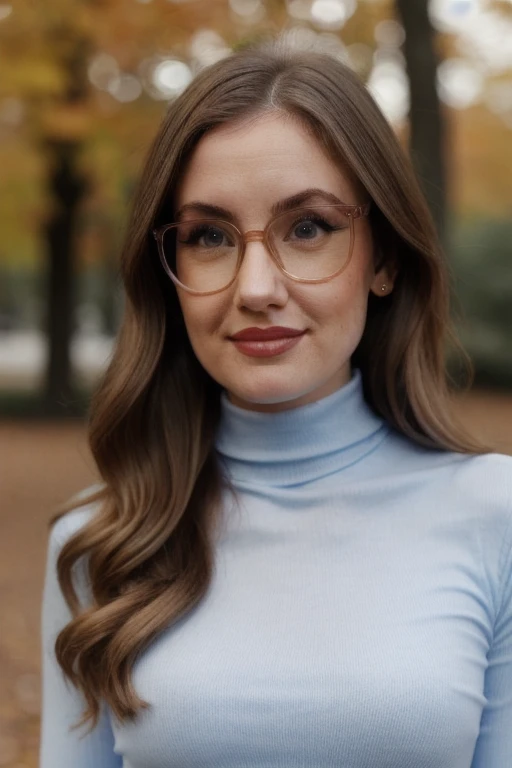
[175,112,363,211]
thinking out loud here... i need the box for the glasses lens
[162,220,240,292]
[268,206,354,280]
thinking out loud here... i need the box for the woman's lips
[230,331,306,357]
[230,326,305,341]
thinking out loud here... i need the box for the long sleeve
[39,511,122,768]
[471,513,512,767]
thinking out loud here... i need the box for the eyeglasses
[152,202,371,296]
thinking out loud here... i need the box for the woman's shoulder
[451,451,512,503]
[382,431,512,529]
[452,451,512,527]
[374,427,511,484]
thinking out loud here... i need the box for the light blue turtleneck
[40,370,512,768]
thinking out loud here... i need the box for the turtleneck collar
[215,369,389,487]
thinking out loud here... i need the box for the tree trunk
[395,0,447,247]
[41,26,90,416]
[43,139,87,414]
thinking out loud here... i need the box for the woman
[40,37,512,767]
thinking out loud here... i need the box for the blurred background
[0,0,511,765]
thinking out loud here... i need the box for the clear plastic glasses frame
[152,202,371,296]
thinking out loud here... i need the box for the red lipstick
[229,326,306,357]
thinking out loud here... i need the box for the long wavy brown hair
[51,35,487,731]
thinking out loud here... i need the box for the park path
[0,422,97,768]
[1,391,512,768]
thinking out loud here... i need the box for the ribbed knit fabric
[40,370,512,768]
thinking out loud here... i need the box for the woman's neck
[215,369,389,487]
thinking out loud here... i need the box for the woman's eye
[293,220,319,239]
[183,226,230,247]
[199,227,226,247]
[289,217,334,240]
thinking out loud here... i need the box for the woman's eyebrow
[271,188,344,215]
[175,188,344,221]
[176,202,234,221]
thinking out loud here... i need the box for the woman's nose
[233,240,288,311]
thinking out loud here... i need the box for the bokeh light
[287,0,311,20]
[310,0,356,29]
[88,53,120,91]
[456,11,512,75]
[107,74,142,103]
[374,19,406,48]
[189,30,231,69]
[152,59,193,99]
[367,59,410,124]
[0,4,12,21]
[437,58,484,109]
[229,0,266,22]
[429,0,481,32]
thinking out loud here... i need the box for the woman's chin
[222,367,350,412]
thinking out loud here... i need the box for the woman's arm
[471,512,512,766]
[39,511,122,768]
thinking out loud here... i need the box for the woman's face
[173,112,394,412]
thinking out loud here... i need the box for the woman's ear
[369,258,398,297]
